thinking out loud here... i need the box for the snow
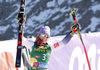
[46,0,56,7]
[31,10,50,23]
[25,0,32,6]
[57,0,65,5]
[97,28,100,32]
[68,0,82,4]
[25,23,43,35]
[26,0,40,14]
[5,4,19,20]
[0,25,10,34]
[26,19,33,27]
[76,13,82,22]
[81,17,100,33]
[51,18,72,35]
[0,0,16,2]
[91,0,95,2]
[59,7,68,13]
[11,19,18,28]
[30,6,69,24]
[90,17,100,31]
[47,0,65,7]
[29,8,59,23]
[89,3,100,14]
[52,15,61,21]
[0,0,2,2]
[0,0,100,39]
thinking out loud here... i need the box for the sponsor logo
[33,62,39,67]
[39,62,48,68]
[34,56,40,58]
[54,42,59,48]
[39,46,47,49]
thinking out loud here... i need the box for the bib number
[42,54,46,61]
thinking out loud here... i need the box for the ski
[15,0,26,67]
[70,8,91,70]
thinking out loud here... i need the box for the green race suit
[30,43,51,70]
[28,32,72,70]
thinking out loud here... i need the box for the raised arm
[51,23,81,51]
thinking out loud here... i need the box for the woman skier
[16,13,81,70]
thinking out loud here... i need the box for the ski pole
[70,8,91,70]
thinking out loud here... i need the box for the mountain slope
[0,0,100,40]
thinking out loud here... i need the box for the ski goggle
[41,33,50,38]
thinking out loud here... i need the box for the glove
[70,23,81,35]
[16,12,26,23]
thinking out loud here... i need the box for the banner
[0,32,100,70]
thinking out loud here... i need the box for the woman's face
[39,33,49,43]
